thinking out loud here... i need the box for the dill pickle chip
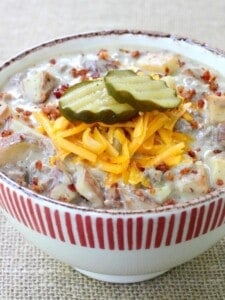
[59,79,137,124]
[104,69,181,110]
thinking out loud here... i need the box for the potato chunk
[75,165,104,208]
[22,71,57,103]
[207,156,225,187]
[207,94,225,124]
[137,52,180,75]
[175,162,208,195]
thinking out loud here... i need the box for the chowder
[0,47,225,210]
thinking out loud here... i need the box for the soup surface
[1,47,225,210]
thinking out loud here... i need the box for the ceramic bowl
[0,30,225,283]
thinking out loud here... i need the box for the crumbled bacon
[131,50,140,58]
[136,164,145,172]
[216,179,224,186]
[67,183,76,192]
[110,182,118,189]
[209,79,218,92]
[35,160,43,170]
[98,49,109,60]
[201,70,211,82]
[180,167,191,175]
[53,84,69,99]
[188,150,196,158]
[32,177,39,185]
[165,67,170,75]
[190,120,198,129]
[213,149,222,154]
[164,172,174,181]
[191,170,198,174]
[197,99,205,109]
[201,70,218,91]
[41,104,60,120]
[71,68,89,80]
[177,86,196,101]
[155,163,169,172]
[49,58,56,65]
[1,129,13,137]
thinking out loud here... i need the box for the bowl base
[75,268,169,283]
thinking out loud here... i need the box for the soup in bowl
[0,30,224,283]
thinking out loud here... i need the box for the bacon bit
[35,160,43,170]
[197,99,205,109]
[209,80,218,92]
[164,172,174,181]
[180,167,191,175]
[216,91,222,96]
[188,150,196,158]
[49,58,56,65]
[67,183,76,192]
[177,86,196,101]
[41,104,61,120]
[201,70,218,91]
[53,84,69,99]
[201,70,211,82]
[190,120,198,129]
[155,163,169,173]
[1,129,13,137]
[165,67,170,75]
[19,134,25,141]
[53,90,62,99]
[213,149,222,154]
[131,50,140,58]
[71,68,89,78]
[216,179,224,186]
[32,177,39,185]
[136,164,145,172]
[164,199,176,206]
[98,49,109,60]
[191,170,198,174]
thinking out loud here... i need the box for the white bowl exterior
[0,31,225,282]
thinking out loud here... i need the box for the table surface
[0,1,225,299]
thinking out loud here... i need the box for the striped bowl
[0,30,225,283]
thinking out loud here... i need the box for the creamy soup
[1,48,225,210]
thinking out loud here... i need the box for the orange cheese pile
[34,103,192,186]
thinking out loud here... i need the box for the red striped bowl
[0,31,225,283]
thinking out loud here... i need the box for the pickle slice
[105,70,181,111]
[59,79,137,124]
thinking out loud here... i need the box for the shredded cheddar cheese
[34,104,192,186]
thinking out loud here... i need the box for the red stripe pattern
[0,182,225,250]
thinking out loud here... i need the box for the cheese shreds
[34,104,192,186]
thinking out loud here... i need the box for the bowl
[0,30,225,283]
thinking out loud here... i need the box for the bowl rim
[1,29,225,215]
